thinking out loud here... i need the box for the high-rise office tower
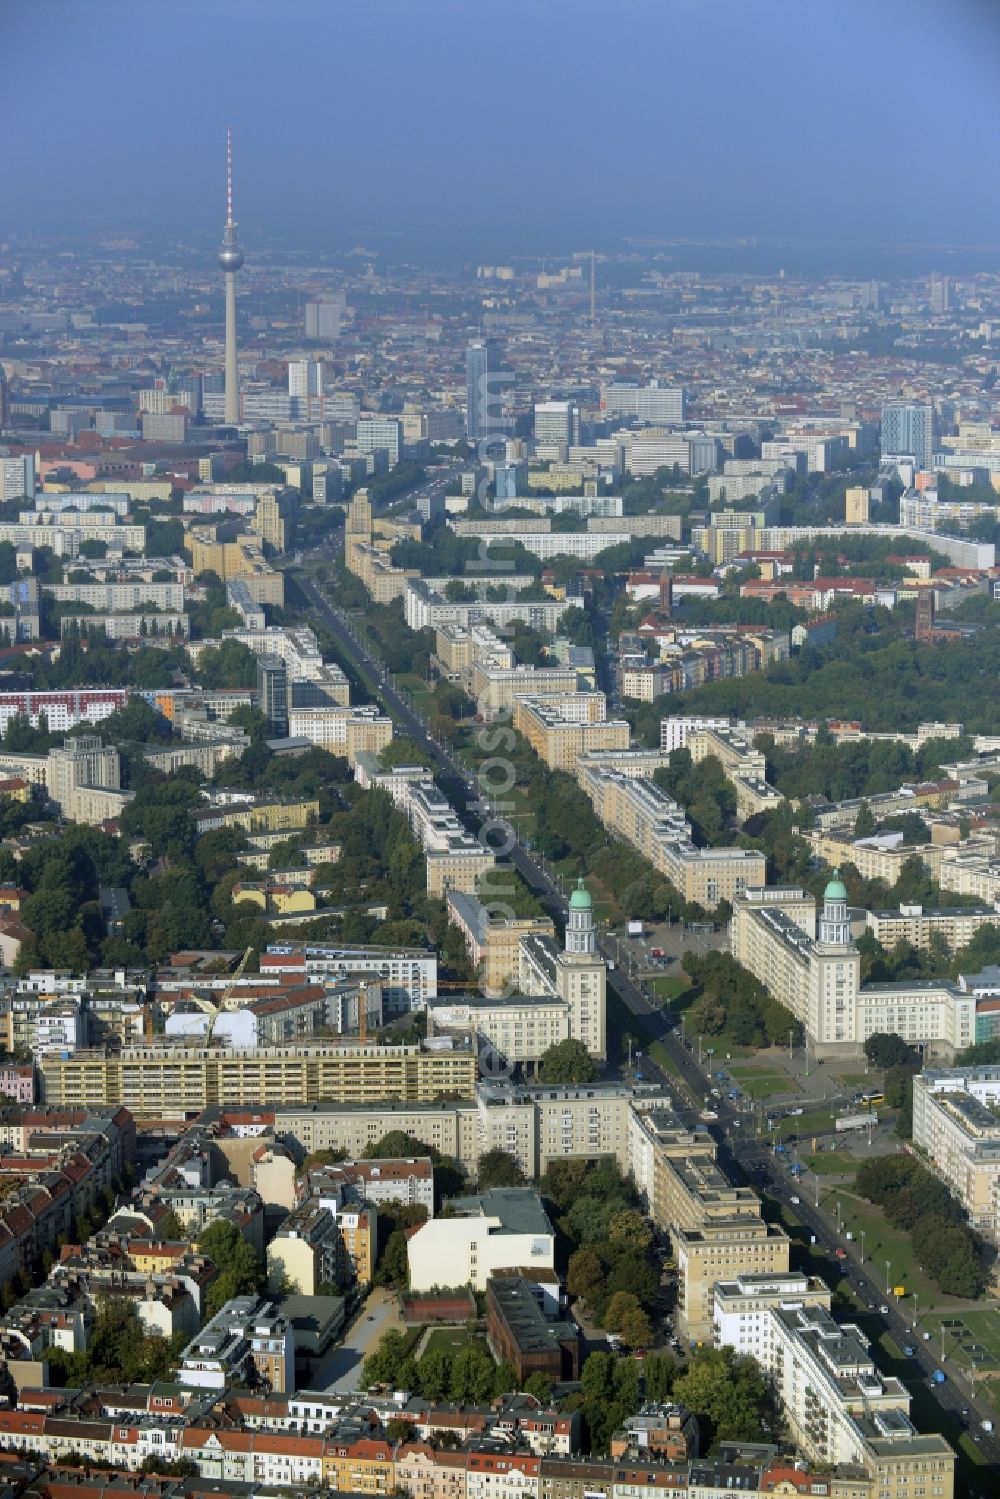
[305,297,343,339]
[601,380,685,424]
[466,338,513,444]
[218,128,245,426]
[845,486,870,526]
[533,400,580,461]
[929,273,950,315]
[0,454,34,502]
[288,359,325,419]
[880,403,936,468]
[257,654,289,739]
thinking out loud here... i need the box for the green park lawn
[648,975,692,1006]
[803,1151,857,1178]
[821,1191,957,1308]
[923,1307,1000,1373]
[420,1327,491,1360]
[736,1075,791,1100]
[648,1040,683,1079]
[772,1107,842,1140]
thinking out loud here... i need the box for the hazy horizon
[6,0,1000,266]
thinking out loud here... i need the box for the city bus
[859,1091,885,1108]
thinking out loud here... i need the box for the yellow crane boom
[205,946,255,1043]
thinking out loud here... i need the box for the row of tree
[853,1154,987,1298]
[628,616,1000,736]
[363,1327,547,1405]
[543,1159,659,1342]
[682,950,802,1049]
[757,727,972,805]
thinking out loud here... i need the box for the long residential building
[287,702,394,763]
[356,760,495,896]
[260,943,437,1015]
[578,761,766,908]
[865,901,1000,952]
[45,580,186,611]
[473,664,582,720]
[445,526,632,561]
[731,882,975,1058]
[36,1040,478,1118]
[628,1103,790,1344]
[446,890,556,992]
[404,579,568,634]
[275,1080,658,1180]
[512,697,630,772]
[912,1067,1000,1242]
[433,878,606,1062]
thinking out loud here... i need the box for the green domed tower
[565,877,595,955]
[819,868,851,945]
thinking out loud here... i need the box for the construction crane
[204,946,255,1044]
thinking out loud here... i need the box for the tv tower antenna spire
[218,126,244,425]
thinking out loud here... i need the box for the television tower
[218,127,244,425]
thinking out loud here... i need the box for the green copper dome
[569,878,592,910]
[824,868,848,902]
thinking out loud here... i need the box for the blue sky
[5,0,1000,256]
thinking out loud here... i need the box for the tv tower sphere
[218,241,244,272]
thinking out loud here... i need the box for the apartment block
[512,697,630,772]
[260,943,437,1014]
[359,762,495,896]
[187,532,285,606]
[267,1199,375,1293]
[578,762,765,908]
[446,890,555,992]
[287,702,393,763]
[404,579,566,635]
[407,1188,555,1293]
[472,663,581,721]
[865,901,1000,951]
[912,1068,1000,1241]
[731,884,974,1057]
[275,1081,648,1182]
[37,1040,478,1118]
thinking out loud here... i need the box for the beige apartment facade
[38,1042,478,1118]
[513,698,630,772]
[579,763,766,906]
[912,1068,1000,1241]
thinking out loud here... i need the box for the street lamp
[859,1229,865,1265]
[885,1259,892,1295]
[912,1292,919,1330]
[698,1035,703,1066]
[788,1028,793,1062]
